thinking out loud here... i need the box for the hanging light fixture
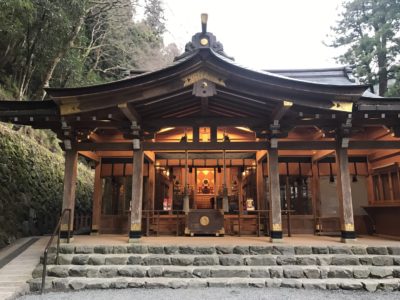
[329,162,335,183]
[352,162,358,182]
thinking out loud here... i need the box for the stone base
[60,230,73,243]
[270,238,284,243]
[341,230,356,243]
[341,238,357,244]
[128,238,142,243]
[60,237,74,243]
[128,230,142,243]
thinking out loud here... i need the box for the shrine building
[2,14,400,243]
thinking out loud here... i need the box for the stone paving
[0,237,48,300]
[17,287,400,300]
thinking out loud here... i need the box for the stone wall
[0,124,93,248]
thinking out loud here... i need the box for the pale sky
[162,0,345,70]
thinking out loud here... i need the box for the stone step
[28,276,400,292]
[34,264,400,280]
[43,253,400,266]
[52,244,400,256]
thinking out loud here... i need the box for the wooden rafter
[118,103,141,122]
[271,100,293,122]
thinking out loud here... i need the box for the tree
[0,0,176,100]
[144,0,166,38]
[327,0,400,96]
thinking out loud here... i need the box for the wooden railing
[41,208,71,294]
[232,209,295,237]
[141,209,295,237]
[74,214,91,231]
[142,210,185,236]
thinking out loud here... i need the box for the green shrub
[0,124,93,247]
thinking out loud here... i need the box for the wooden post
[183,150,190,213]
[366,161,374,205]
[285,163,291,237]
[91,161,102,235]
[335,144,356,242]
[256,159,265,211]
[222,150,229,212]
[148,161,156,211]
[193,126,199,143]
[60,150,78,242]
[268,148,283,242]
[210,126,217,143]
[129,148,144,242]
[311,161,321,234]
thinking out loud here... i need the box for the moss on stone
[0,124,93,248]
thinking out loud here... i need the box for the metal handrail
[41,208,71,294]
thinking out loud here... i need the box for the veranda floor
[68,234,400,246]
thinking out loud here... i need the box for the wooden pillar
[60,150,78,242]
[222,150,229,212]
[366,161,374,205]
[129,149,144,242]
[210,126,217,143]
[335,145,356,242]
[256,160,265,211]
[183,150,190,213]
[148,161,155,211]
[193,126,199,143]
[268,148,282,242]
[91,161,102,235]
[311,161,321,234]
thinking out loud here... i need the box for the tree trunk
[39,14,85,100]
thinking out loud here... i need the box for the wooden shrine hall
[2,14,400,243]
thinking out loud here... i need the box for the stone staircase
[29,244,400,292]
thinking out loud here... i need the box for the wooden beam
[0,109,58,117]
[142,117,269,128]
[268,148,283,241]
[256,150,268,162]
[201,97,208,115]
[118,103,141,122]
[368,150,400,162]
[129,149,144,241]
[271,100,293,122]
[71,140,400,152]
[78,151,100,162]
[155,152,256,160]
[358,104,400,111]
[144,151,155,163]
[312,150,334,162]
[335,143,356,242]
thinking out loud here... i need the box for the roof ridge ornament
[201,13,208,34]
[174,14,234,61]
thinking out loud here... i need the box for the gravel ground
[18,288,400,300]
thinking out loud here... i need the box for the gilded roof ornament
[174,14,234,61]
